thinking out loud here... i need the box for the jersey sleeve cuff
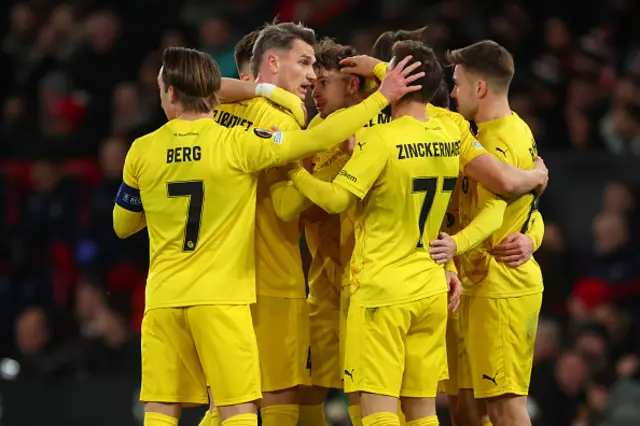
[334,175,366,200]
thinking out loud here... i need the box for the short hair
[314,38,365,88]
[251,21,317,78]
[372,27,428,62]
[161,46,221,113]
[234,30,260,76]
[446,40,515,94]
[431,80,450,109]
[391,40,443,104]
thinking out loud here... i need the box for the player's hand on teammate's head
[339,55,382,78]
[340,136,356,154]
[377,55,425,103]
[491,233,533,268]
[534,156,549,196]
[445,271,462,312]
[428,232,457,264]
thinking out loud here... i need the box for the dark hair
[161,46,221,113]
[431,80,450,109]
[446,40,515,94]
[251,21,317,78]
[372,27,428,62]
[314,38,365,88]
[234,30,261,76]
[391,40,443,104]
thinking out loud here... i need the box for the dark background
[1,0,640,425]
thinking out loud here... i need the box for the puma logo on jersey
[495,147,508,157]
[357,141,367,151]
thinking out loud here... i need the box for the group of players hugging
[112,18,548,426]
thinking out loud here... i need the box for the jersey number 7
[413,177,457,249]
[167,181,204,252]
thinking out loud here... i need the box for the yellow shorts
[458,294,542,398]
[437,310,461,396]
[308,297,341,388]
[140,305,261,406]
[252,295,311,392]
[344,293,448,398]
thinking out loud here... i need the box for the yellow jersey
[214,98,306,299]
[334,115,462,307]
[458,112,544,297]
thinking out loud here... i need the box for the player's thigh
[187,305,261,406]
[466,294,542,399]
[308,297,341,389]
[140,308,208,405]
[402,293,448,398]
[438,310,462,396]
[251,295,311,392]
[344,302,409,397]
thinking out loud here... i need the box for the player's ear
[349,76,360,96]
[168,85,177,103]
[267,53,279,74]
[476,80,487,98]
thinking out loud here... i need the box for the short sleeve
[334,129,387,199]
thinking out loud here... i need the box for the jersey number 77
[413,176,457,248]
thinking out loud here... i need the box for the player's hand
[377,55,424,104]
[428,232,457,264]
[256,84,307,127]
[340,55,382,78]
[445,271,462,312]
[340,136,356,154]
[492,233,533,267]
[534,156,549,196]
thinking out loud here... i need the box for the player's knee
[145,402,181,418]
[299,385,328,405]
[218,401,258,422]
[261,386,299,406]
[349,392,361,406]
[485,394,528,424]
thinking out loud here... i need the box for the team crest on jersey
[473,141,484,149]
[253,128,273,139]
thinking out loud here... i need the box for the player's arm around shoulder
[463,134,547,199]
[113,137,147,238]
[286,129,386,215]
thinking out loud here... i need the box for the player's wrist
[255,83,275,98]
[370,90,391,108]
[373,61,388,81]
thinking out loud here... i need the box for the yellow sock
[483,422,493,426]
[406,415,439,426]
[198,408,221,426]
[260,404,299,426]
[198,410,211,426]
[299,404,326,426]
[221,413,257,426]
[144,412,179,426]
[362,412,401,426]
[349,405,363,426]
[211,408,221,426]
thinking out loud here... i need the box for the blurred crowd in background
[1,0,640,425]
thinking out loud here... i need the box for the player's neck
[391,101,427,121]
[175,111,213,121]
[474,96,511,124]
